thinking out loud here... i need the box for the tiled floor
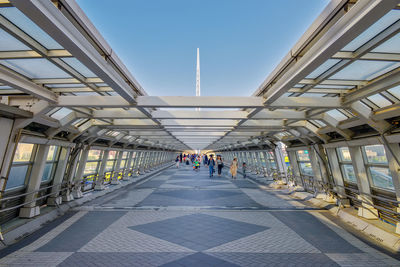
[0,166,399,266]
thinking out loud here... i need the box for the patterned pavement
[0,166,399,266]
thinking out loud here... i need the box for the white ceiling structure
[1,0,400,152]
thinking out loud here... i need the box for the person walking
[230,157,238,179]
[175,156,180,168]
[208,155,215,178]
[216,155,224,177]
[204,154,208,166]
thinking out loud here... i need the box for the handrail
[335,184,400,205]
[0,186,69,213]
[332,188,400,223]
[0,181,69,202]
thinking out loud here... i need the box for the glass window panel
[337,147,352,162]
[46,146,57,161]
[326,109,348,121]
[88,150,102,160]
[306,59,341,79]
[372,32,400,53]
[6,165,28,189]
[122,152,128,159]
[120,160,126,169]
[330,60,400,81]
[105,160,115,171]
[363,145,388,164]
[0,28,31,51]
[299,162,313,176]
[0,7,63,49]
[369,166,394,190]
[42,163,54,181]
[341,164,357,183]
[61,58,96,78]
[13,143,34,162]
[108,151,117,160]
[296,150,310,161]
[367,93,392,108]
[342,10,400,51]
[84,161,99,175]
[0,58,71,79]
[387,85,400,100]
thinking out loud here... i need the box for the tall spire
[196,48,200,97]
[196,48,200,111]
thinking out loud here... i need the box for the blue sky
[77,0,329,96]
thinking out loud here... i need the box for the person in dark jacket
[208,155,215,178]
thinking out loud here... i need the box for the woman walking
[230,157,238,179]
[216,155,224,177]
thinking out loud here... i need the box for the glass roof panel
[314,85,354,89]
[0,7,63,49]
[50,107,72,120]
[387,85,400,100]
[326,109,348,121]
[306,59,341,79]
[95,83,108,87]
[0,58,71,79]
[73,92,98,96]
[61,57,96,78]
[46,83,85,88]
[367,93,392,108]
[342,10,400,51]
[315,120,327,127]
[372,32,400,53]
[330,60,400,81]
[0,28,31,51]
[298,93,326,97]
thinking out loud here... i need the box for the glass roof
[330,61,400,81]
[387,85,400,100]
[306,59,341,79]
[372,32,400,53]
[0,58,72,79]
[326,109,348,121]
[341,10,400,51]
[367,93,392,108]
[61,57,96,78]
[0,7,63,49]
[0,28,30,51]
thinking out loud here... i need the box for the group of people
[175,153,247,179]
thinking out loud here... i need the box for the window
[42,146,59,182]
[84,149,102,175]
[336,147,357,183]
[362,145,394,190]
[120,151,129,170]
[6,143,35,190]
[105,150,117,171]
[296,150,313,176]
[265,151,277,172]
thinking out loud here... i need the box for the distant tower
[196,48,200,111]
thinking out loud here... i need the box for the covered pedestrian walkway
[0,166,398,266]
[1,0,400,265]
